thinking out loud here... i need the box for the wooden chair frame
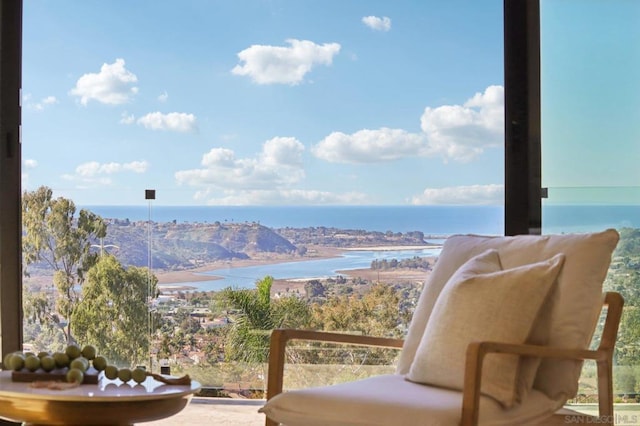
[264,292,623,426]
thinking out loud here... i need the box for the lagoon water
[163,247,443,292]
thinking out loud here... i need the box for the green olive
[104,364,118,380]
[40,355,56,372]
[8,353,25,371]
[92,355,108,372]
[24,355,41,372]
[66,368,84,384]
[117,368,132,383]
[81,345,97,360]
[131,367,147,384]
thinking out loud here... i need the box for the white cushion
[406,250,564,407]
[397,229,619,400]
[259,374,562,426]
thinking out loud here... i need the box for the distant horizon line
[78,204,640,208]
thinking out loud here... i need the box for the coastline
[155,244,439,293]
[155,245,345,286]
[342,245,441,251]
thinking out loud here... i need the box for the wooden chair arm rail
[467,341,606,363]
[270,328,404,349]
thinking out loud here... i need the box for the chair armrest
[461,291,624,426]
[266,329,403,401]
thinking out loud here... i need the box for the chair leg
[596,359,614,426]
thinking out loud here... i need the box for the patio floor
[145,397,265,426]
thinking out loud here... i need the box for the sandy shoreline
[155,245,345,286]
[155,244,439,292]
[342,245,441,251]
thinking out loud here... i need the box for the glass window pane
[23,1,504,391]
[542,0,640,415]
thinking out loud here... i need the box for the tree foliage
[603,228,640,366]
[303,283,403,365]
[222,276,311,363]
[22,186,107,343]
[71,254,157,367]
[311,282,401,337]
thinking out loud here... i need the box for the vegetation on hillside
[602,228,640,396]
[22,186,107,343]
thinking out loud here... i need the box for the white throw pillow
[406,249,565,408]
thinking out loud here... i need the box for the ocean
[88,205,505,235]
[85,204,640,235]
[83,204,640,291]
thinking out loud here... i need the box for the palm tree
[222,276,310,363]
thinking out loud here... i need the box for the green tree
[222,276,311,363]
[312,283,401,337]
[22,186,107,343]
[71,254,157,367]
[309,283,402,365]
[174,307,201,334]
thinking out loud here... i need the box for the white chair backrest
[398,229,619,400]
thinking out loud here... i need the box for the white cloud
[73,160,149,178]
[61,173,113,186]
[23,159,38,168]
[158,91,169,102]
[61,160,148,189]
[70,58,138,105]
[420,85,504,162]
[123,161,148,173]
[194,189,368,206]
[313,128,425,163]
[42,96,57,105]
[411,184,504,205]
[231,39,341,85]
[176,137,305,190]
[120,112,135,124]
[362,16,391,32]
[262,136,304,166]
[22,159,38,190]
[23,94,58,110]
[313,85,504,164]
[21,172,30,189]
[178,137,369,205]
[137,112,197,132]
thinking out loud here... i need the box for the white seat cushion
[397,229,619,400]
[259,374,562,426]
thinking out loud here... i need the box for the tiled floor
[145,397,265,426]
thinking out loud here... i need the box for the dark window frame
[0,0,24,357]
[504,0,541,236]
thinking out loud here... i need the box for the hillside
[104,220,297,270]
[87,220,431,272]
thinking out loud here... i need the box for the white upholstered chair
[260,229,623,426]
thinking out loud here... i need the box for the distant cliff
[104,220,296,270]
[97,220,429,271]
[275,227,427,248]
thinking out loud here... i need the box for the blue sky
[23,0,507,206]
